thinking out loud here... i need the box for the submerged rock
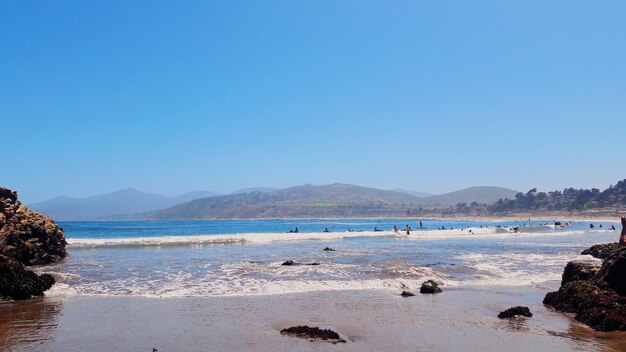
[400,291,415,297]
[323,247,336,251]
[0,187,66,300]
[420,280,442,294]
[498,306,533,319]
[280,325,346,343]
[282,260,320,266]
[544,242,626,331]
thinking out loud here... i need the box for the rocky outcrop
[560,261,602,285]
[280,326,346,343]
[0,187,66,300]
[581,243,622,260]
[498,306,533,319]
[1,188,67,265]
[400,291,415,297]
[420,280,442,294]
[544,242,626,331]
[0,255,55,300]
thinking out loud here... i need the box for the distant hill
[391,189,436,198]
[29,188,218,220]
[140,183,424,219]
[230,187,278,194]
[421,186,519,205]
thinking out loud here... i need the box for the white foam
[67,231,397,248]
[66,226,607,248]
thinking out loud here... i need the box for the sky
[1,1,625,204]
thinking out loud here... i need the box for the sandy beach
[2,282,625,351]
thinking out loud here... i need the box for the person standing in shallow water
[619,216,626,246]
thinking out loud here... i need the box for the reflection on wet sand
[0,297,63,351]
[0,286,624,352]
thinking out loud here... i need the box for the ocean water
[39,219,620,298]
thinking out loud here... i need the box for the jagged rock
[544,243,626,331]
[420,280,442,294]
[0,187,66,300]
[0,187,67,265]
[581,243,621,260]
[0,255,55,300]
[280,325,346,343]
[594,247,626,295]
[498,306,533,319]
[400,291,415,297]
[282,260,295,266]
[561,261,601,285]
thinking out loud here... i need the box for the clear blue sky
[1,1,625,203]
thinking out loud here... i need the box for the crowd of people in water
[285,219,624,238]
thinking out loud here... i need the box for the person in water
[323,228,329,233]
[611,225,616,231]
[619,216,626,246]
[294,227,299,233]
[405,225,411,235]
[393,225,399,234]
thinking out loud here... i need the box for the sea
[38,218,619,298]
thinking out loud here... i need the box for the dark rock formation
[323,247,336,251]
[0,255,55,300]
[582,243,621,260]
[1,188,67,265]
[544,242,626,331]
[280,325,346,343]
[282,260,320,266]
[498,306,533,319]
[561,261,602,285]
[400,291,415,297]
[420,280,442,294]
[0,187,66,300]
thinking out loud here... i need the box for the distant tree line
[448,179,626,215]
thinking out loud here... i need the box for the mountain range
[29,188,217,220]
[28,184,519,220]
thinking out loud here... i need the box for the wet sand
[1,282,625,351]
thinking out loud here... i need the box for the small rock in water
[323,247,336,251]
[498,306,533,319]
[400,291,415,297]
[280,325,346,343]
[281,260,320,266]
[420,280,443,294]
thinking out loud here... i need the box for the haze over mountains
[29,188,218,220]
[28,184,519,220]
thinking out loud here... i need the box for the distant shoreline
[56,215,621,222]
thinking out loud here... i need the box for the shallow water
[40,219,618,297]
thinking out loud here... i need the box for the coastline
[55,215,621,222]
[3,283,625,351]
